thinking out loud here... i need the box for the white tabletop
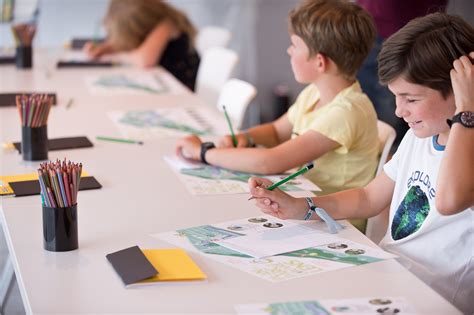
[0,51,460,314]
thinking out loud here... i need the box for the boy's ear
[313,53,328,72]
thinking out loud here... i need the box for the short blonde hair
[104,0,197,51]
[289,0,376,79]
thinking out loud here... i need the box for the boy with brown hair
[249,12,474,313]
[176,0,379,198]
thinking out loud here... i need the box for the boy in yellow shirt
[176,0,378,195]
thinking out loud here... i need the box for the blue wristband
[304,197,343,234]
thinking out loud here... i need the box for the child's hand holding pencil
[248,177,308,220]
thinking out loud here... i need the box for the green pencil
[223,105,237,147]
[96,136,143,145]
[248,162,314,200]
[66,98,74,109]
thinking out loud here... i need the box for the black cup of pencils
[11,23,36,69]
[17,94,52,161]
[39,159,82,252]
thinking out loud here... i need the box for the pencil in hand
[222,105,237,147]
[248,162,314,200]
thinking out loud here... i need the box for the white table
[0,52,461,314]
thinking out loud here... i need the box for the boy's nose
[395,105,407,118]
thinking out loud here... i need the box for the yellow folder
[0,171,90,195]
[137,248,206,284]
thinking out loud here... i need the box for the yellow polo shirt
[288,81,378,195]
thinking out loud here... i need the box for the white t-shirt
[380,129,473,314]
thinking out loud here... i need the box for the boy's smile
[388,77,456,145]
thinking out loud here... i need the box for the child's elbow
[435,198,467,216]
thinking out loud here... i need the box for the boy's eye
[406,99,418,103]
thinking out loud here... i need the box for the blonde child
[249,13,474,314]
[176,0,379,197]
[84,0,199,90]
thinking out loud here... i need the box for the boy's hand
[83,41,112,59]
[451,52,474,113]
[248,177,307,220]
[217,134,248,148]
[175,135,202,161]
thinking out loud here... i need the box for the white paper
[85,73,168,95]
[214,217,339,258]
[59,50,93,62]
[152,216,395,282]
[236,297,418,315]
[164,155,321,195]
[109,107,226,139]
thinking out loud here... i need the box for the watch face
[461,112,474,127]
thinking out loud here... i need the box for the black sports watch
[447,111,474,128]
[200,142,216,164]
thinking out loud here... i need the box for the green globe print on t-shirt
[391,185,430,240]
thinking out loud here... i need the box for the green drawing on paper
[267,301,330,315]
[94,75,166,94]
[177,225,251,258]
[119,110,209,135]
[180,166,303,191]
[280,247,382,265]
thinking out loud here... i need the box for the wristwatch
[200,142,216,164]
[447,111,474,128]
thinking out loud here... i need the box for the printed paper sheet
[86,73,168,95]
[152,216,395,282]
[235,297,418,315]
[109,107,224,139]
[164,155,321,195]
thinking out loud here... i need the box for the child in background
[249,13,474,314]
[84,0,200,90]
[176,0,379,197]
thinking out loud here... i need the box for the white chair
[195,47,239,106]
[195,26,232,56]
[217,79,257,130]
[375,120,397,176]
[365,120,397,243]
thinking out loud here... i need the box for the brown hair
[378,13,474,98]
[103,0,197,51]
[289,0,376,79]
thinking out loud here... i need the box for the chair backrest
[375,120,396,176]
[365,120,397,243]
[195,47,239,106]
[217,79,257,130]
[195,26,232,56]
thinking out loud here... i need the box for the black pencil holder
[43,204,78,252]
[15,46,33,69]
[21,125,48,161]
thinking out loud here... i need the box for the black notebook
[13,136,93,153]
[106,246,158,286]
[0,93,57,107]
[0,55,15,64]
[10,176,102,197]
[57,60,114,68]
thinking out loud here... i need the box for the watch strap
[304,197,343,234]
[200,142,215,164]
